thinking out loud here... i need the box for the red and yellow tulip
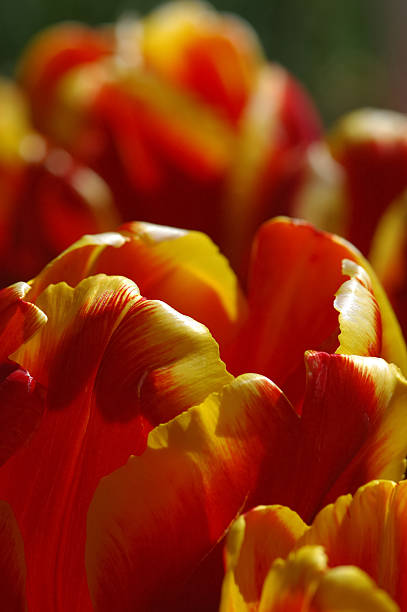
[1,4,407,611]
[16,2,321,276]
[0,218,406,610]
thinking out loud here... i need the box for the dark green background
[0,0,404,126]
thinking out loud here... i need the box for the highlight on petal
[299,480,407,610]
[86,373,298,612]
[220,505,307,611]
[0,283,47,361]
[0,501,27,611]
[334,259,382,357]
[3,274,231,611]
[258,546,398,612]
[28,222,247,349]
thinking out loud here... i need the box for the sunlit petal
[0,282,47,361]
[3,274,230,610]
[29,222,247,349]
[259,546,398,612]
[86,373,297,611]
[220,506,307,611]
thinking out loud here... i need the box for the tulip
[0,79,118,285]
[17,2,321,275]
[294,109,407,340]
[220,479,407,611]
[2,218,406,610]
[325,108,407,257]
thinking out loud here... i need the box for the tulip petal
[141,1,262,123]
[0,362,45,467]
[86,352,407,610]
[299,480,407,610]
[369,190,407,339]
[86,373,297,612]
[3,274,230,610]
[329,108,407,255]
[221,64,321,275]
[0,282,47,361]
[220,506,307,611]
[334,259,381,356]
[0,501,27,611]
[19,23,112,131]
[28,222,247,349]
[258,546,398,612]
[289,353,407,519]
[229,217,407,407]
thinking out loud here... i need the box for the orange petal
[0,282,47,361]
[299,480,407,610]
[29,222,247,350]
[0,501,27,611]
[86,373,297,612]
[258,546,398,612]
[3,274,230,610]
[228,217,407,408]
[220,506,307,611]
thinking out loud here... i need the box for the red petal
[3,274,230,611]
[0,501,27,611]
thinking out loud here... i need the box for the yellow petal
[258,546,398,612]
[220,506,308,612]
[335,259,381,356]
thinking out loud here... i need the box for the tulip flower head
[1,218,406,610]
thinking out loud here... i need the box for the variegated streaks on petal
[28,222,247,349]
[86,373,297,612]
[289,353,407,520]
[335,259,382,357]
[0,282,47,361]
[0,501,27,611]
[3,274,230,611]
[86,351,407,611]
[27,232,129,301]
